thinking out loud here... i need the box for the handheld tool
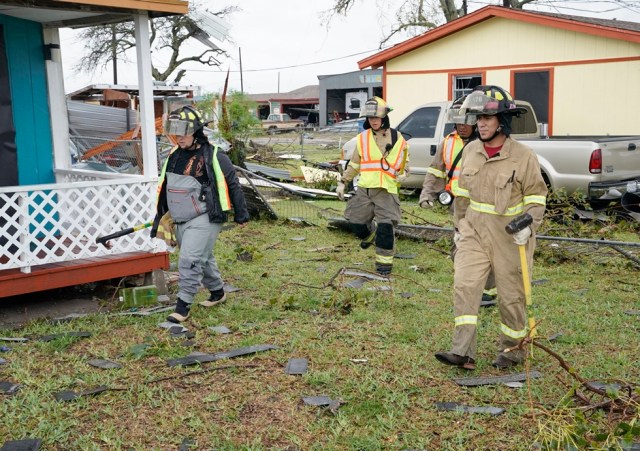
[505,213,536,337]
[96,222,153,248]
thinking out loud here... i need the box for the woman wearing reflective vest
[434,86,547,370]
[151,105,249,323]
[336,96,409,276]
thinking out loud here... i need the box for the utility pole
[238,47,244,94]
[277,72,280,93]
[111,24,117,84]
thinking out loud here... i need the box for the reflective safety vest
[158,145,231,211]
[442,132,464,193]
[356,129,408,194]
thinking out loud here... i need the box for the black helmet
[164,105,205,136]
[461,85,527,139]
[461,85,527,118]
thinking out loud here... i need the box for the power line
[180,47,388,73]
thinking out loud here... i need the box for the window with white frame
[452,74,482,100]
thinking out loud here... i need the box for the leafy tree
[195,90,259,167]
[327,0,639,47]
[75,2,237,83]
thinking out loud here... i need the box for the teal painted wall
[0,14,54,186]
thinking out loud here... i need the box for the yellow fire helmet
[360,96,391,119]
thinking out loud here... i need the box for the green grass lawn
[1,200,639,449]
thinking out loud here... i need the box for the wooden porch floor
[0,251,169,298]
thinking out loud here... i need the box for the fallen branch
[145,363,259,384]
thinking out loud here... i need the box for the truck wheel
[267,127,277,135]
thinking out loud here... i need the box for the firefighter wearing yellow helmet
[435,85,547,370]
[336,96,409,276]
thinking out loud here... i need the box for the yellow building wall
[553,60,639,135]
[386,73,448,125]
[384,17,640,134]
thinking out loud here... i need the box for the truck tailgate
[599,137,640,182]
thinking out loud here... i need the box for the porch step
[0,251,169,298]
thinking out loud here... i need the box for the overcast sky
[59,0,640,96]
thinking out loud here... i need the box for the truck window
[267,114,276,121]
[282,114,292,121]
[511,105,538,135]
[397,107,441,139]
[443,123,455,137]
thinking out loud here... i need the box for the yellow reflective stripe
[455,315,477,326]
[375,254,393,264]
[469,200,524,216]
[524,195,546,206]
[212,147,231,211]
[157,146,178,203]
[501,323,527,339]
[427,167,446,178]
[389,142,406,169]
[453,186,469,198]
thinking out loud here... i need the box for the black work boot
[492,354,520,369]
[199,288,226,307]
[480,291,497,307]
[375,262,392,277]
[435,352,476,370]
[167,298,191,323]
[360,222,377,249]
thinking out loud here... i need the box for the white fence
[0,170,161,273]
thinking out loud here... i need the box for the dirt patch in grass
[0,284,115,330]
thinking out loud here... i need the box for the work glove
[513,226,532,245]
[336,182,346,201]
[396,166,410,183]
[156,212,177,249]
[454,231,461,244]
[420,199,435,209]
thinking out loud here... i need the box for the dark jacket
[150,142,249,238]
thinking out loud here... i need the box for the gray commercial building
[318,69,382,127]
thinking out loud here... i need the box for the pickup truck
[340,101,640,206]
[262,113,304,134]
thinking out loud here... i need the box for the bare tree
[75,3,237,84]
[327,0,640,47]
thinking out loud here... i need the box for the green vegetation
[1,184,639,449]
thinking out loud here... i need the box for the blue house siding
[0,14,54,186]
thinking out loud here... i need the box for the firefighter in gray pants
[337,97,409,276]
[152,106,249,323]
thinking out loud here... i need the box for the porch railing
[0,169,162,273]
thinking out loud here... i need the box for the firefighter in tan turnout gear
[337,96,409,276]
[420,94,498,305]
[435,85,547,370]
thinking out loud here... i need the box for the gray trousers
[344,187,400,259]
[175,213,223,304]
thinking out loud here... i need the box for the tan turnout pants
[451,212,534,362]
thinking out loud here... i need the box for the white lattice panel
[0,172,161,272]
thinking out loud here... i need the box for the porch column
[134,12,158,179]
[44,28,71,175]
